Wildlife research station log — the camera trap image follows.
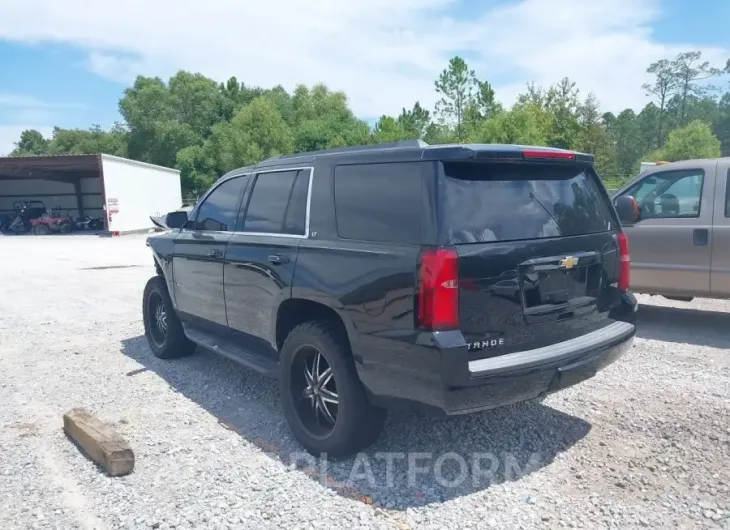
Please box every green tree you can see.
[643,59,677,147]
[372,116,408,143]
[290,84,370,152]
[712,92,730,156]
[670,51,723,125]
[606,110,644,175]
[176,143,217,194]
[545,77,581,149]
[649,120,721,161]
[574,94,618,175]
[471,104,551,146]
[119,72,225,168]
[219,77,265,120]
[167,72,227,139]
[422,123,455,145]
[397,102,431,139]
[10,129,50,156]
[434,56,477,140]
[209,96,293,172]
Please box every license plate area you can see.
[519,252,601,326]
[523,267,588,307]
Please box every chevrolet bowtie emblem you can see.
[559,256,578,269]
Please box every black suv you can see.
[143,140,637,456]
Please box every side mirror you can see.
[165,210,189,229]
[615,195,639,225]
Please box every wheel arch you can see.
[274,297,357,356]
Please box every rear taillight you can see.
[618,231,630,292]
[418,247,459,330]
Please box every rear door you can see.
[172,175,248,326]
[438,161,622,361]
[224,167,310,350]
[615,164,713,297]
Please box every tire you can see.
[142,276,195,359]
[279,321,386,457]
[33,224,50,235]
[59,222,73,234]
[611,302,637,326]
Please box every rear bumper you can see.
[442,323,634,414]
[359,318,635,416]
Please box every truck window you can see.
[439,162,614,244]
[242,169,309,235]
[334,162,423,244]
[625,169,704,219]
[191,175,248,231]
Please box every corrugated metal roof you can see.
[0,154,179,181]
[0,154,101,181]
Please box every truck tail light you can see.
[418,247,459,330]
[618,231,630,292]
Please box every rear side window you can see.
[334,162,423,244]
[242,169,310,235]
[440,162,615,244]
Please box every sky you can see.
[0,0,728,156]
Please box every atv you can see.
[31,212,74,235]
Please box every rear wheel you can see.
[279,321,386,457]
[142,276,195,359]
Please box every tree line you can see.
[11,51,730,194]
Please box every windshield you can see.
[440,162,615,244]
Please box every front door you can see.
[615,164,714,297]
[173,174,249,327]
[225,168,311,350]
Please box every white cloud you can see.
[0,93,85,110]
[0,0,727,117]
[0,125,53,156]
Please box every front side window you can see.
[191,175,248,231]
[242,169,310,235]
[624,169,704,219]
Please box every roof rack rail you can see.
[260,139,429,164]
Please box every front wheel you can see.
[142,276,195,359]
[33,224,50,235]
[279,321,386,457]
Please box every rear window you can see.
[440,162,615,244]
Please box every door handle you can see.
[693,228,709,247]
[268,254,290,265]
[207,249,223,258]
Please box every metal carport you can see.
[0,154,107,229]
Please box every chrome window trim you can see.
[233,166,314,239]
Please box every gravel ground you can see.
[0,234,728,530]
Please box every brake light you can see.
[418,247,459,330]
[522,150,576,160]
[618,231,630,292]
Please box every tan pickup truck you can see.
[613,157,730,302]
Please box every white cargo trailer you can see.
[0,154,182,234]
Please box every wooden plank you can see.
[63,408,135,477]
